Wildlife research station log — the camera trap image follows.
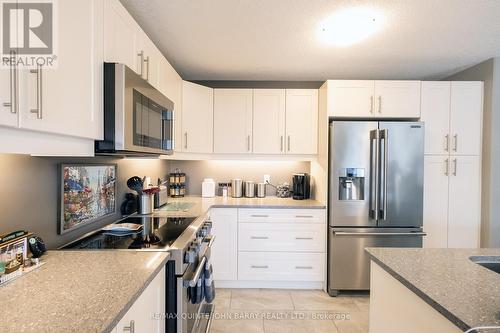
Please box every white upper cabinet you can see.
[447,155,481,248]
[421,82,451,155]
[252,89,286,154]
[373,81,421,118]
[449,82,483,156]
[327,80,375,118]
[213,89,253,154]
[103,0,140,74]
[286,89,318,154]
[421,81,483,156]
[18,0,103,140]
[325,80,420,118]
[181,81,213,153]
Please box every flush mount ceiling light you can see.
[317,7,385,47]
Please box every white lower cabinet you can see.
[114,267,165,333]
[238,252,325,282]
[211,208,238,281]
[211,208,326,288]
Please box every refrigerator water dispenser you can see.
[338,168,365,200]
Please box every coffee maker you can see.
[292,173,310,200]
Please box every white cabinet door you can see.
[421,82,451,155]
[181,81,213,153]
[450,82,483,156]
[423,155,449,248]
[114,267,165,333]
[252,89,285,154]
[18,0,103,140]
[285,89,318,154]
[0,64,18,128]
[374,81,421,118]
[103,0,140,74]
[448,156,480,248]
[326,80,375,118]
[210,208,238,281]
[213,89,253,154]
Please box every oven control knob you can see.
[184,248,197,264]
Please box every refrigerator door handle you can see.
[380,129,388,220]
[333,231,427,236]
[369,129,380,219]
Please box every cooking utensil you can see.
[127,176,143,194]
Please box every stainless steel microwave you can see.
[95,63,174,156]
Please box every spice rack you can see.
[169,169,186,197]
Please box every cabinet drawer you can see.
[238,252,325,281]
[238,223,325,252]
[238,209,325,223]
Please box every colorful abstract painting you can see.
[59,164,116,234]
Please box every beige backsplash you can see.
[169,160,311,196]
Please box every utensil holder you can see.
[139,194,154,214]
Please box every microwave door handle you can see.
[380,129,388,220]
[369,130,380,220]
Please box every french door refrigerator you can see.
[328,121,425,296]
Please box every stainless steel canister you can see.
[231,179,243,198]
[256,183,266,198]
[139,194,154,214]
[244,181,255,198]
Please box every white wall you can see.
[446,58,500,247]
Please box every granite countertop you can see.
[366,248,500,331]
[0,250,169,333]
[152,195,325,218]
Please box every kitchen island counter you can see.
[366,248,500,332]
[0,250,169,333]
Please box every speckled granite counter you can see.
[366,248,500,331]
[0,250,169,333]
[153,195,325,218]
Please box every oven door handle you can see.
[184,256,207,288]
[204,235,215,248]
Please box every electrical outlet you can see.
[263,174,271,184]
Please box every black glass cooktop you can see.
[62,216,196,250]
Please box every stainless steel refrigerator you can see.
[328,121,425,296]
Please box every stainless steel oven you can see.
[96,63,174,156]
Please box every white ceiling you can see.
[120,0,500,81]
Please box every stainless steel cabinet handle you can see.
[378,96,382,113]
[370,96,374,113]
[30,65,42,119]
[251,265,268,269]
[334,232,427,236]
[452,158,457,176]
[137,50,144,76]
[380,129,388,220]
[280,135,284,152]
[250,214,269,218]
[295,266,313,269]
[444,158,449,176]
[144,56,150,81]
[250,236,269,240]
[247,135,251,152]
[295,237,313,240]
[444,134,449,152]
[453,134,458,152]
[295,215,313,218]
[123,320,135,333]
[3,50,17,113]
[287,135,291,152]
[184,132,188,149]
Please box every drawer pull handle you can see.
[295,237,313,240]
[295,266,313,270]
[251,265,269,269]
[250,236,269,240]
[295,215,314,218]
[250,214,269,218]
